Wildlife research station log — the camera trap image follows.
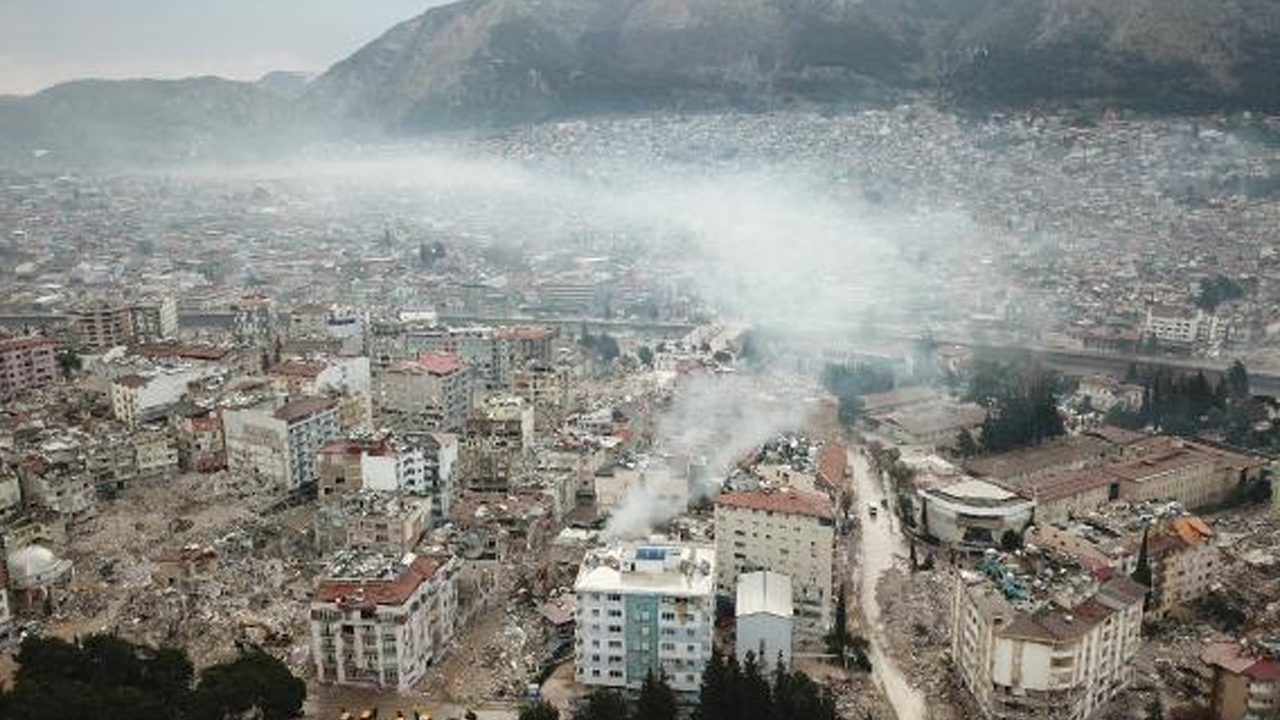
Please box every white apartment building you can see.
[378,353,470,432]
[715,489,835,640]
[951,567,1147,720]
[574,543,716,697]
[109,366,216,427]
[1144,306,1228,347]
[224,398,338,490]
[270,356,373,431]
[310,551,458,691]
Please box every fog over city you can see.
[5,2,1280,720]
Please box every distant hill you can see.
[4,0,1280,165]
[0,77,291,167]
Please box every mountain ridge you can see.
[4,0,1280,165]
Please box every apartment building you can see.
[714,488,835,640]
[1203,640,1280,720]
[460,396,534,492]
[269,356,373,431]
[109,367,213,428]
[951,563,1147,720]
[17,457,97,524]
[314,490,431,554]
[378,352,470,432]
[171,406,225,473]
[71,296,178,349]
[0,337,58,398]
[1142,515,1219,621]
[317,434,424,500]
[224,398,338,490]
[310,551,459,691]
[573,543,716,697]
[1145,306,1228,347]
[132,427,179,480]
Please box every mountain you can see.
[0,77,291,167]
[4,0,1280,166]
[305,0,1280,129]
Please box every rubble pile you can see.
[422,599,549,704]
[43,472,316,668]
[876,568,974,720]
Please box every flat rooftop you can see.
[575,542,715,598]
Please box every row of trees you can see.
[0,635,306,720]
[1109,360,1280,452]
[578,328,621,363]
[965,360,1065,453]
[820,361,895,425]
[521,653,844,720]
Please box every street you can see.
[848,447,927,720]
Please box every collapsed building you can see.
[950,550,1148,720]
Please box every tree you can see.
[572,690,629,720]
[955,429,979,458]
[519,700,561,720]
[696,652,732,720]
[56,347,81,379]
[189,647,306,720]
[637,345,655,367]
[634,670,678,720]
[825,584,855,665]
[1226,360,1250,400]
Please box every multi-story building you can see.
[17,456,97,524]
[1202,639,1280,720]
[408,432,458,520]
[310,551,458,691]
[71,296,178,349]
[714,489,835,640]
[314,490,431,554]
[223,398,338,490]
[573,542,716,697]
[269,356,373,431]
[378,353,470,432]
[1145,306,1228,348]
[132,427,179,480]
[1141,515,1219,621]
[460,396,534,492]
[317,434,424,501]
[109,366,213,428]
[951,560,1147,720]
[85,435,139,492]
[1106,437,1264,510]
[171,406,225,473]
[0,337,59,398]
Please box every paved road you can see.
[848,447,927,720]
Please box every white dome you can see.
[6,545,71,589]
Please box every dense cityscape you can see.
[4,3,1280,720]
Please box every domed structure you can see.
[6,544,72,591]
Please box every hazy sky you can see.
[0,0,455,96]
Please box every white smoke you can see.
[602,373,812,539]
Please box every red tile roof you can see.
[816,444,848,492]
[270,360,326,378]
[718,488,835,521]
[136,344,229,361]
[406,352,465,376]
[314,555,444,608]
[114,374,150,389]
[273,397,336,422]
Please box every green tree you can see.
[696,652,732,720]
[1226,360,1250,400]
[189,647,305,720]
[519,700,561,720]
[572,690,630,720]
[56,347,81,378]
[634,670,678,720]
[955,429,979,457]
[638,345,655,367]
